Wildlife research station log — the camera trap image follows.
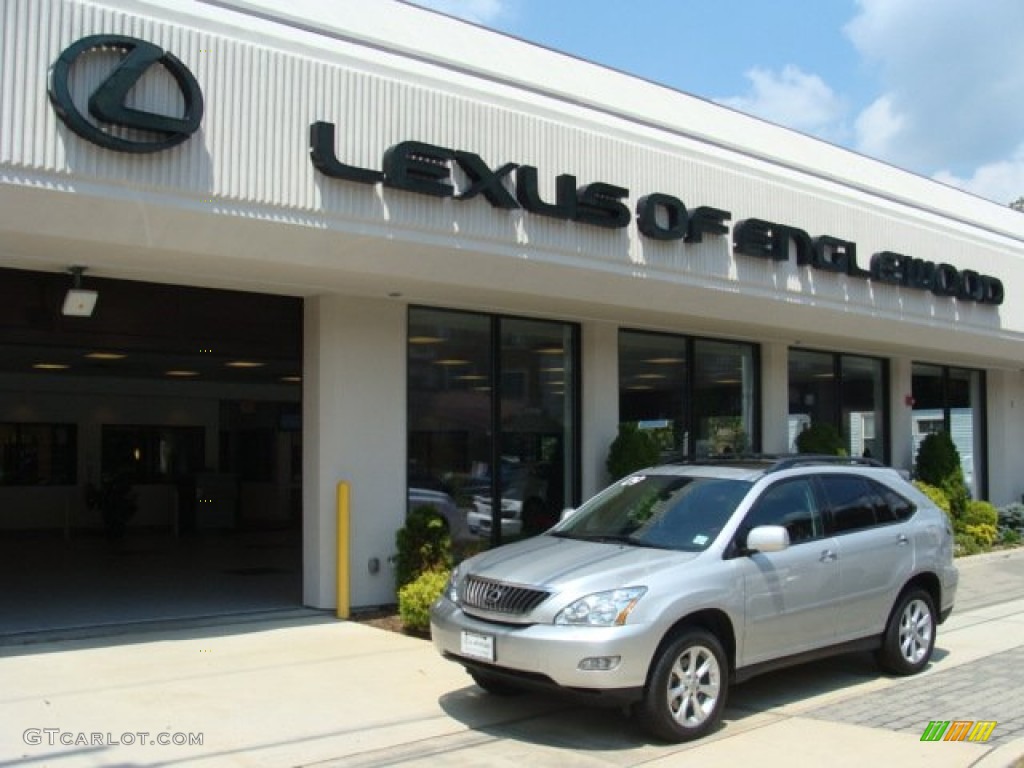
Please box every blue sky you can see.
[404,0,1024,206]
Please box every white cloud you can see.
[845,0,1024,197]
[718,65,848,141]
[933,143,1024,206]
[404,0,510,25]
[854,95,904,160]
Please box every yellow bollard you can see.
[336,482,350,619]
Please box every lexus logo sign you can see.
[48,34,203,153]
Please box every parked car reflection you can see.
[407,487,470,541]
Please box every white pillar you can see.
[986,369,1024,506]
[581,321,620,500]
[889,357,914,473]
[760,342,790,453]
[303,296,406,610]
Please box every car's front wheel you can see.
[876,588,936,675]
[638,628,729,742]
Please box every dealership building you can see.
[1,0,1023,621]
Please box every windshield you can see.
[554,474,751,552]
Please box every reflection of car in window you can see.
[461,458,561,539]
[407,487,469,541]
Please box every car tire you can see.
[876,588,936,676]
[469,669,524,696]
[638,628,729,742]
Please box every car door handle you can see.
[819,549,838,562]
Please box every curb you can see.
[973,737,1024,768]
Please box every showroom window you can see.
[912,364,986,498]
[618,330,759,459]
[408,308,579,547]
[788,350,888,461]
[0,423,77,485]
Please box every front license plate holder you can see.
[460,630,495,662]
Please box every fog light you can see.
[578,656,621,671]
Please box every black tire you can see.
[469,669,524,696]
[876,588,936,676]
[638,628,729,742]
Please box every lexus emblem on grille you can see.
[48,34,204,153]
[483,587,504,607]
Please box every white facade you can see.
[2,0,1024,610]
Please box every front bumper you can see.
[430,597,655,696]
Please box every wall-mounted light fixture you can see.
[61,266,98,317]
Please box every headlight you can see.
[554,587,647,627]
[444,565,460,603]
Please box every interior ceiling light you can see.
[434,358,470,366]
[409,335,445,344]
[645,357,685,365]
[535,346,564,355]
[84,352,126,360]
[61,265,98,317]
[33,362,70,370]
[226,360,265,368]
[281,375,302,383]
[165,370,199,377]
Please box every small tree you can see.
[394,506,452,591]
[794,422,845,455]
[606,423,661,482]
[915,431,960,486]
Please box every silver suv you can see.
[430,457,958,742]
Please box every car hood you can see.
[462,533,700,591]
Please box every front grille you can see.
[460,575,550,616]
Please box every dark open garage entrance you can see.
[0,267,305,641]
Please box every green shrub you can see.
[964,499,998,528]
[607,423,661,482]
[794,422,845,455]
[962,500,998,547]
[398,568,449,635]
[915,432,960,487]
[395,506,452,591]
[998,502,1024,533]
[954,532,984,557]
[914,481,951,515]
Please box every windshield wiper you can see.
[552,530,682,551]
[564,532,638,545]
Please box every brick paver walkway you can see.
[808,644,1024,746]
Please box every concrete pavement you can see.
[2,548,1024,768]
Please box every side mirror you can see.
[746,525,790,554]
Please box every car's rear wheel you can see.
[876,588,936,675]
[638,628,728,742]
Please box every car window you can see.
[872,480,916,523]
[819,474,878,534]
[555,474,751,552]
[740,478,821,544]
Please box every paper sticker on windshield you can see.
[693,535,709,546]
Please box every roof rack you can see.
[765,455,884,472]
[666,453,885,473]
